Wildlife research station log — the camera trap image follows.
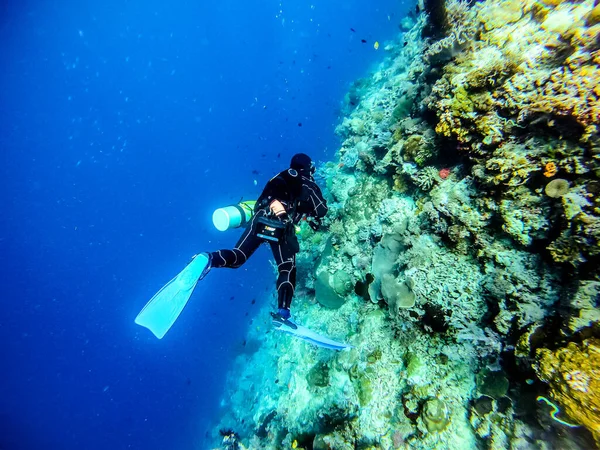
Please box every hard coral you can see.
[422,398,451,432]
[534,339,600,446]
[544,178,570,198]
[543,161,557,177]
[529,63,600,130]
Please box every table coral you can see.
[534,339,600,446]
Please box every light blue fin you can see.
[135,254,209,339]
[273,319,352,351]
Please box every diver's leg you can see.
[209,211,264,269]
[270,239,297,317]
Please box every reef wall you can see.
[213,1,600,449]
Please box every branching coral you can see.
[413,166,441,190]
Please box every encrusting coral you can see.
[534,339,600,446]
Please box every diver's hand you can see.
[307,217,321,231]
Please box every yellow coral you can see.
[586,4,600,26]
[534,339,600,446]
[543,161,557,177]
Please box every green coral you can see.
[405,352,424,379]
[422,398,451,432]
[357,368,376,406]
[367,348,382,364]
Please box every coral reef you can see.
[534,339,600,445]
[424,0,600,268]
[210,1,600,449]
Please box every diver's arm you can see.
[304,178,328,219]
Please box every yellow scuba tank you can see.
[212,201,256,231]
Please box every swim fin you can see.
[271,315,352,351]
[135,253,210,339]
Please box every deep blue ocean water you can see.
[0,1,409,448]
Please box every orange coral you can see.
[544,161,557,177]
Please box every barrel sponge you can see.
[315,271,346,309]
[545,178,570,198]
[381,274,416,313]
[332,270,354,297]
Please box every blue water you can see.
[0,1,408,448]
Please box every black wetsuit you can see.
[208,168,328,310]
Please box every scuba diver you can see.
[198,153,328,322]
[136,153,354,351]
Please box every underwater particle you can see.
[422,398,450,432]
[545,178,570,198]
[543,161,557,177]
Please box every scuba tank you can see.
[212,201,256,231]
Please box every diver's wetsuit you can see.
[208,168,328,311]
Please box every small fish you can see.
[251,299,256,304]
[374,41,379,50]
[361,39,367,43]
[350,27,356,32]
[230,296,234,300]
[252,169,259,175]
[277,153,281,158]
[298,122,302,127]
